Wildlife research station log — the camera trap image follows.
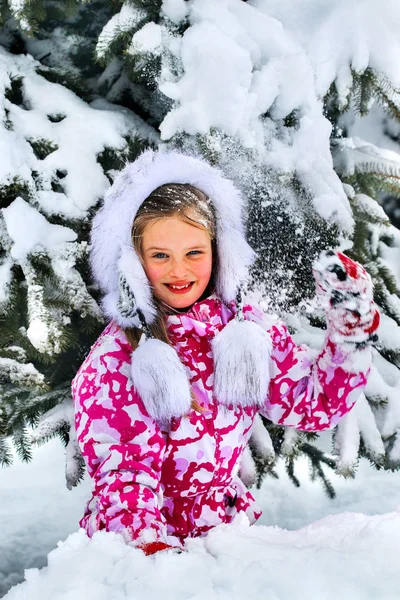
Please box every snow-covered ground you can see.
[0,441,89,597]
[1,436,400,599]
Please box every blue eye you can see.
[153,252,168,259]
[187,250,202,256]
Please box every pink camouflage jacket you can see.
[72,295,370,548]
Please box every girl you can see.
[72,150,379,555]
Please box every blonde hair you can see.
[124,183,217,412]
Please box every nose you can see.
[169,258,189,280]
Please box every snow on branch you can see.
[250,413,275,462]
[0,46,155,220]
[156,0,354,232]
[96,2,148,61]
[333,136,400,194]
[334,393,385,475]
[31,398,73,445]
[254,0,400,104]
[7,0,31,32]
[0,357,45,388]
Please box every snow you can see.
[333,136,400,185]
[0,47,155,220]
[96,3,147,60]
[0,259,12,304]
[158,0,354,232]
[2,198,76,262]
[380,236,400,290]
[0,442,88,597]
[160,20,256,139]
[161,0,188,24]
[376,313,400,353]
[2,439,400,599]
[130,22,163,55]
[3,513,400,600]
[1,0,400,597]
[253,0,400,100]
[156,0,400,233]
[0,358,45,387]
[8,0,30,32]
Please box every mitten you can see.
[139,541,175,556]
[138,541,182,556]
[313,251,380,347]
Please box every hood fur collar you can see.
[90,149,255,328]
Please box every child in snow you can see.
[72,150,380,555]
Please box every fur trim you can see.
[130,338,192,424]
[90,150,255,327]
[212,320,272,408]
[118,244,156,324]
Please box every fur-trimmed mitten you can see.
[313,251,380,347]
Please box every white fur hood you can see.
[89,149,255,328]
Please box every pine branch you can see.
[352,69,376,117]
[285,457,301,488]
[373,73,400,121]
[301,442,337,498]
[0,176,32,209]
[65,430,86,489]
[352,68,400,119]
[125,0,162,19]
[12,425,33,462]
[27,138,58,160]
[4,74,24,105]
[354,165,400,199]
[0,435,13,466]
[95,4,149,65]
[35,66,91,102]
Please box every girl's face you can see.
[142,214,213,309]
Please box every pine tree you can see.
[327,70,400,470]
[0,38,155,485]
[1,0,400,496]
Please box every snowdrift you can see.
[5,511,400,600]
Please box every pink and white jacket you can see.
[72,295,370,548]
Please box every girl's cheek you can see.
[144,262,165,286]
[196,256,213,282]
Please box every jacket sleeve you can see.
[72,335,170,547]
[244,306,372,431]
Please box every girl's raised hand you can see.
[313,251,380,347]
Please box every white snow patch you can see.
[0,47,156,220]
[96,3,147,60]
[4,510,400,600]
[2,439,400,598]
[157,0,355,231]
[2,198,76,262]
[130,22,162,55]
[161,0,188,23]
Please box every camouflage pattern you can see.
[72,296,370,547]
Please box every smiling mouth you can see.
[165,282,195,293]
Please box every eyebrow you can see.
[146,245,209,252]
